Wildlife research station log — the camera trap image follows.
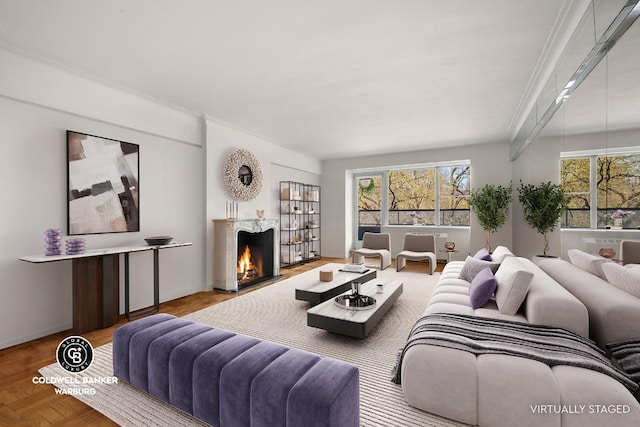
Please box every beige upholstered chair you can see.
[620,240,640,267]
[352,232,391,270]
[396,233,437,274]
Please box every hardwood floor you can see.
[0,257,437,425]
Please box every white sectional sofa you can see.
[425,255,588,337]
[538,249,640,349]
[399,248,640,427]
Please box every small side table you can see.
[438,250,459,263]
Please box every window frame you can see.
[353,160,471,240]
[560,147,640,230]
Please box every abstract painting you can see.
[67,131,139,235]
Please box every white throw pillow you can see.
[567,249,608,280]
[601,262,640,299]
[495,257,534,315]
[491,246,515,263]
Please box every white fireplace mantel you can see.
[212,218,280,291]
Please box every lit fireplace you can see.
[236,229,274,289]
[213,218,279,292]
[237,245,263,285]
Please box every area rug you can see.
[40,265,467,427]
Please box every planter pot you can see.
[531,255,558,266]
[611,217,623,229]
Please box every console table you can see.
[20,242,192,333]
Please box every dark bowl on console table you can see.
[145,236,174,246]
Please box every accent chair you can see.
[396,233,437,274]
[352,232,391,270]
[621,240,640,268]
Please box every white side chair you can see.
[396,233,437,274]
[352,232,391,270]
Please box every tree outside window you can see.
[388,169,436,225]
[387,166,470,226]
[561,157,590,228]
[357,176,382,227]
[439,166,471,226]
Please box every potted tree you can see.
[468,183,512,252]
[517,181,568,257]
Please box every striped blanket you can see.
[391,313,637,392]
[607,339,640,385]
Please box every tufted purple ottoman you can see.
[113,314,360,427]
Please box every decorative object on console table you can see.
[44,228,63,256]
[444,241,455,251]
[144,236,173,246]
[67,131,139,235]
[65,237,86,255]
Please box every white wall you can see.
[0,48,205,349]
[0,48,200,144]
[321,142,512,258]
[204,119,321,287]
[271,163,321,199]
[511,129,564,259]
[0,47,323,348]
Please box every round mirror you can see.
[238,165,253,186]
[224,149,262,201]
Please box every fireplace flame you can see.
[238,245,253,275]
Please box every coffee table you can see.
[294,263,377,305]
[307,278,403,339]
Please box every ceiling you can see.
[0,0,572,159]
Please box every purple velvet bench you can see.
[113,313,360,427]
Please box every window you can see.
[357,176,382,238]
[561,157,591,228]
[355,162,470,236]
[439,166,471,226]
[561,150,640,229]
[388,169,436,225]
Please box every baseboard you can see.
[0,324,73,351]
